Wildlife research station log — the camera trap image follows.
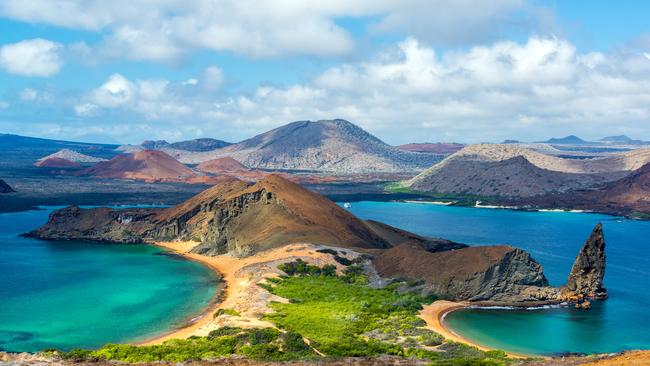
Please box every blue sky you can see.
[0,0,649,144]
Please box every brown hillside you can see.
[171,174,394,256]
[197,157,249,173]
[519,162,650,215]
[83,150,195,182]
[35,157,81,168]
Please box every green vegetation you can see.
[214,308,240,318]
[384,182,499,207]
[263,260,509,365]
[57,260,510,365]
[61,327,315,363]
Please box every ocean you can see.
[0,207,219,353]
[346,201,650,356]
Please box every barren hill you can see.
[164,119,444,173]
[36,149,106,165]
[405,144,650,197]
[35,157,82,168]
[83,150,195,182]
[29,175,396,256]
[197,157,249,174]
[407,155,613,197]
[518,162,650,216]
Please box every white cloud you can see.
[79,36,650,143]
[0,1,542,63]
[89,73,135,107]
[0,38,63,77]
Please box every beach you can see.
[419,301,530,359]
[141,242,352,345]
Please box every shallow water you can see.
[0,207,219,353]
[346,201,650,356]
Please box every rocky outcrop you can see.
[374,242,557,302]
[565,223,607,299]
[26,205,160,243]
[0,179,14,193]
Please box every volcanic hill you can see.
[404,144,650,197]
[164,119,444,173]
[36,149,106,166]
[82,150,195,183]
[516,162,650,216]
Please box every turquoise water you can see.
[346,201,650,356]
[0,208,219,353]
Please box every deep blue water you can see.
[346,201,650,356]
[0,207,218,353]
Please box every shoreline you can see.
[419,301,536,359]
[137,241,228,345]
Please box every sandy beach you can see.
[140,242,351,345]
[419,301,531,359]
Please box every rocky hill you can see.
[396,142,464,154]
[28,175,606,304]
[163,120,444,173]
[407,155,614,197]
[35,157,82,168]
[404,144,650,197]
[197,157,249,174]
[36,149,106,165]
[27,175,396,256]
[516,162,650,216]
[82,150,196,183]
[374,243,554,301]
[0,179,14,193]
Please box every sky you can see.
[0,0,649,145]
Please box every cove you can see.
[0,207,219,353]
[345,201,650,356]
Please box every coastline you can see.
[137,241,227,345]
[419,301,535,359]
[138,242,347,346]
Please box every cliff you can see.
[374,242,557,302]
[565,223,607,299]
